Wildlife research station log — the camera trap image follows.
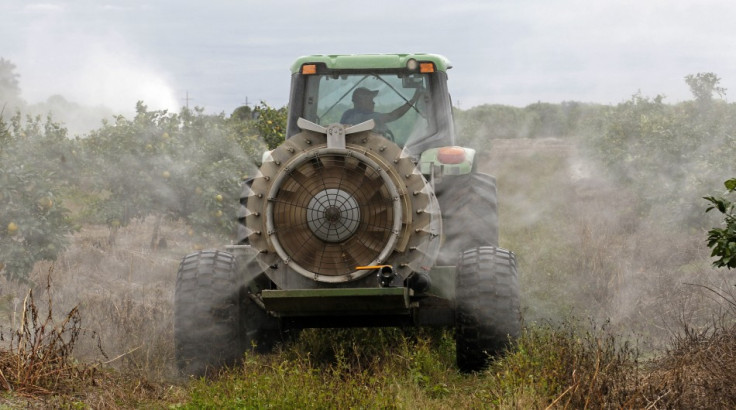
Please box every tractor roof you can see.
[290,53,452,74]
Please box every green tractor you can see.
[174,54,520,375]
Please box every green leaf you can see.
[725,178,736,192]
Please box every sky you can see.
[2,0,736,117]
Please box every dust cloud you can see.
[461,111,736,350]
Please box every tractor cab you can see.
[286,54,456,157]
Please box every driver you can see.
[340,87,421,133]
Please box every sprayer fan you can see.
[269,149,399,278]
[246,128,441,286]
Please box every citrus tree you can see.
[0,114,74,281]
[251,102,287,150]
[584,73,736,225]
[80,102,271,244]
[170,105,266,241]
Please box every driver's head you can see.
[352,87,378,111]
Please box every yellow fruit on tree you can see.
[216,210,223,217]
[215,194,223,202]
[38,197,53,210]
[7,222,18,235]
[162,170,171,179]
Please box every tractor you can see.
[174,54,520,375]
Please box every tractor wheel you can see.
[455,246,520,373]
[174,250,245,376]
[435,172,498,266]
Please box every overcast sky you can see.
[2,0,736,116]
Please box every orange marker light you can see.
[301,64,317,75]
[419,62,435,73]
[355,265,392,270]
[437,146,466,164]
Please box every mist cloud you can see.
[14,4,178,115]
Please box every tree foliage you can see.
[583,73,736,225]
[0,58,22,106]
[704,178,736,269]
[79,102,270,243]
[0,86,285,280]
[0,114,75,281]
[685,72,727,103]
[251,102,287,150]
[454,101,604,152]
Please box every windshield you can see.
[301,73,436,147]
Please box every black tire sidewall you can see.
[435,172,499,266]
[455,246,520,373]
[174,250,244,376]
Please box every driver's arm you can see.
[378,89,422,123]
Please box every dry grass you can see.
[0,218,221,381]
[46,219,220,380]
[629,325,736,408]
[0,269,95,397]
[0,220,205,406]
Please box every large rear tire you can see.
[455,246,520,373]
[174,250,245,376]
[435,172,498,265]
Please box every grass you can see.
[178,324,630,409]
[1,281,735,407]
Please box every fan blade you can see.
[344,237,382,261]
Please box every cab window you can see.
[301,73,436,147]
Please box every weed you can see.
[630,323,736,408]
[0,268,96,396]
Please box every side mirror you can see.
[402,75,424,89]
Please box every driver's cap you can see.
[352,87,378,101]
